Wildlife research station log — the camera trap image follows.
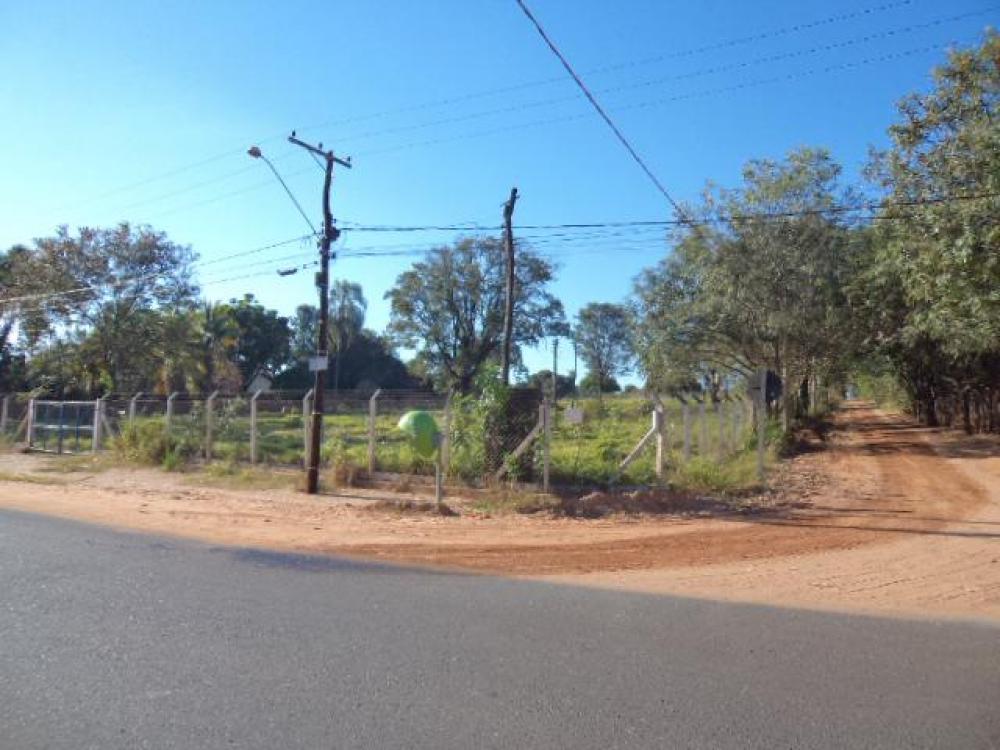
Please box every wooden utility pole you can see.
[288,132,352,494]
[500,187,519,385]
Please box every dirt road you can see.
[1,403,997,621]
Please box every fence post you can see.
[717,401,726,459]
[699,399,708,455]
[654,406,665,480]
[302,389,314,463]
[367,388,381,475]
[92,398,102,453]
[757,368,767,482]
[165,392,178,436]
[250,390,263,465]
[26,398,35,448]
[0,394,9,434]
[441,391,452,476]
[682,403,691,461]
[542,400,551,492]
[733,401,742,452]
[129,392,142,425]
[205,390,219,461]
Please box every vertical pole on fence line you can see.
[0,395,9,434]
[302,389,314,463]
[26,399,35,448]
[757,368,767,482]
[205,391,219,461]
[716,401,725,459]
[733,401,741,451]
[683,403,691,461]
[654,406,665,480]
[57,401,65,455]
[542,400,551,492]
[91,398,101,453]
[165,392,178,436]
[129,392,142,425]
[250,390,262,465]
[367,388,381,475]
[441,391,452,476]
[699,399,707,455]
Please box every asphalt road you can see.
[2,509,998,749]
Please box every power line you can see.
[513,0,693,222]
[340,191,1000,233]
[56,0,920,216]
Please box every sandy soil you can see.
[1,403,997,622]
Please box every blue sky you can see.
[1,0,995,380]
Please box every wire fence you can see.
[1,388,767,491]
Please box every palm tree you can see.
[195,301,239,393]
[329,281,366,391]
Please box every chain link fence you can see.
[1,387,766,490]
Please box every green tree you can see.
[12,223,198,392]
[385,237,565,392]
[633,147,858,423]
[574,303,633,395]
[857,31,999,427]
[329,280,367,391]
[225,294,291,383]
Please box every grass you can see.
[84,393,776,495]
[0,469,70,486]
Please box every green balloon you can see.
[397,410,440,458]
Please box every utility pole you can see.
[500,187,519,385]
[287,132,352,494]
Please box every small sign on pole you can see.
[309,356,329,372]
[564,407,584,425]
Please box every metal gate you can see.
[28,400,101,454]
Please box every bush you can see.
[113,418,200,467]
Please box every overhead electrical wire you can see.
[53,0,925,214]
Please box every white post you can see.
[682,403,691,461]
[717,401,725,460]
[129,392,142,425]
[367,388,381,475]
[302,389,314,463]
[699,399,708,456]
[0,395,9,434]
[757,369,767,482]
[26,398,35,448]
[653,406,665,480]
[165,392,178,435]
[441,391,453,476]
[205,390,219,461]
[91,398,102,453]
[542,400,551,492]
[250,390,263,465]
[733,401,742,451]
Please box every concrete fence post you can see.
[165,392,179,436]
[682,403,691,461]
[367,388,381,475]
[653,406,665,480]
[26,399,35,448]
[733,401,742,452]
[129,392,142,425]
[302,389,314,463]
[699,399,708,456]
[542,400,551,492]
[441,391,453,476]
[205,390,219,461]
[716,401,725,460]
[0,394,9,434]
[757,368,767,482]
[91,398,102,453]
[250,390,263,465]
